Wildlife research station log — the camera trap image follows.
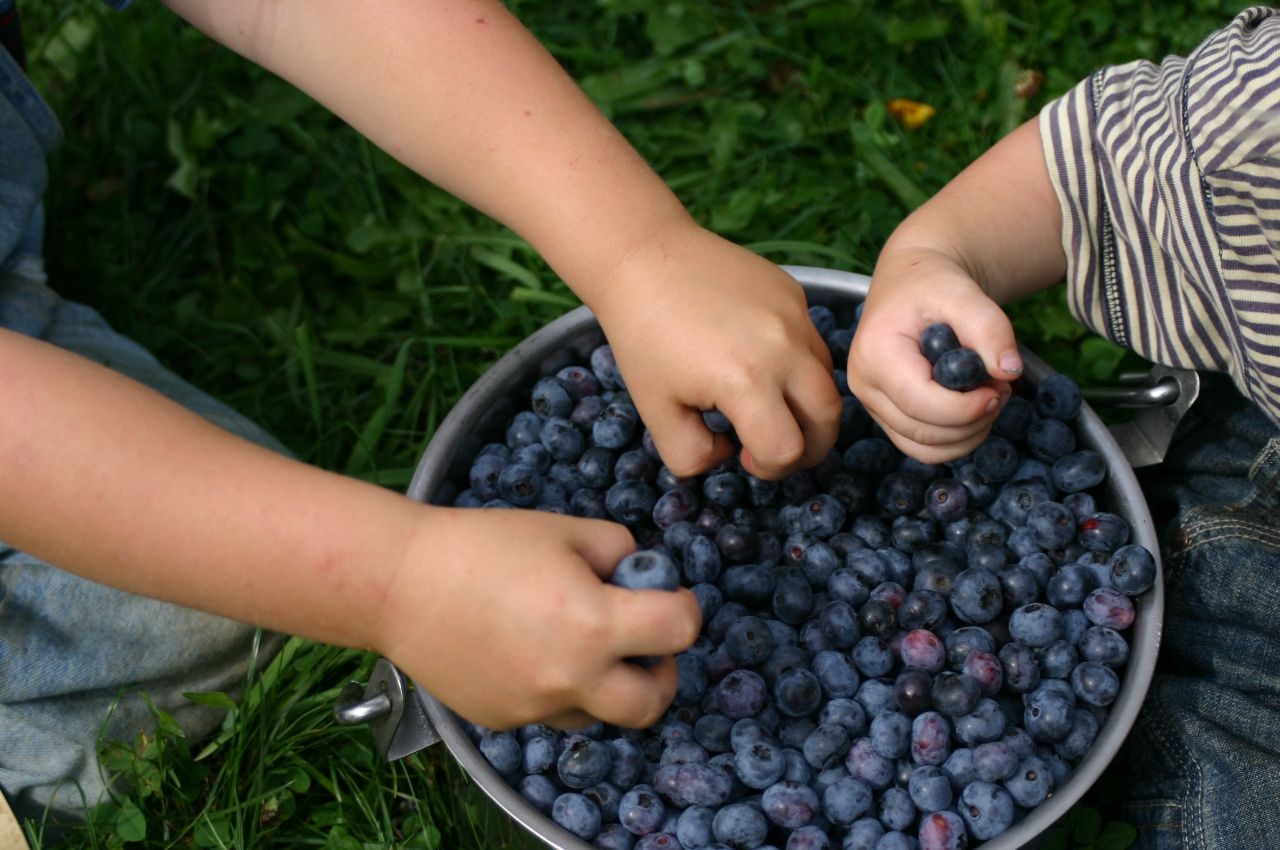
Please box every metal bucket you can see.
[377,266,1165,849]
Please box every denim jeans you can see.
[1112,373,1280,849]
[0,45,287,823]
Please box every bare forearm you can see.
[163,0,691,306]
[0,329,416,651]
[879,117,1066,304]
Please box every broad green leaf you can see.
[115,800,147,843]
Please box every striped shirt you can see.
[1040,6,1280,424]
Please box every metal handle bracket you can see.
[333,657,441,760]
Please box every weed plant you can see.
[18,1,1241,847]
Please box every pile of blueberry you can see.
[453,307,1155,850]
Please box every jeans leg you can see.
[1115,375,1280,850]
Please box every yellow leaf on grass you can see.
[887,98,937,130]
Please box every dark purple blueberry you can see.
[682,535,722,585]
[894,669,935,717]
[801,542,842,588]
[818,600,861,649]
[467,451,506,500]
[571,395,607,431]
[759,779,820,829]
[1035,372,1083,421]
[614,448,657,482]
[826,327,855,364]
[1109,543,1157,596]
[604,479,658,525]
[919,322,961,365]
[957,780,1015,841]
[809,304,839,337]
[962,650,1004,696]
[1026,500,1076,550]
[992,394,1035,440]
[954,463,996,508]
[828,568,873,609]
[849,548,893,588]
[515,442,553,474]
[933,347,990,392]
[1078,625,1130,668]
[725,615,776,666]
[554,364,600,401]
[584,781,623,823]
[999,565,1041,609]
[552,792,602,840]
[930,672,982,719]
[771,574,816,626]
[851,514,892,548]
[997,642,1041,695]
[715,523,759,563]
[703,471,746,508]
[720,563,775,608]
[578,446,616,489]
[859,599,898,640]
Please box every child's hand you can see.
[377,507,702,731]
[589,222,843,481]
[846,246,1023,463]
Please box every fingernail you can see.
[998,351,1023,376]
[985,395,1002,414]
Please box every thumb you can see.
[949,297,1023,382]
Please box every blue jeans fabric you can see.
[1114,373,1280,850]
[0,45,288,823]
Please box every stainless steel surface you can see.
[390,265,1164,850]
[333,657,440,759]
[1084,365,1201,468]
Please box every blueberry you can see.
[897,590,948,632]
[712,802,769,850]
[479,730,522,775]
[973,436,1020,482]
[606,479,658,525]
[1023,686,1075,743]
[801,722,852,770]
[930,672,982,718]
[519,774,559,813]
[1026,500,1077,550]
[910,711,952,766]
[957,780,1015,841]
[676,805,716,850]
[899,628,946,673]
[1046,563,1096,608]
[717,669,769,720]
[593,823,635,849]
[551,792,602,840]
[908,765,954,813]
[702,408,734,434]
[933,347,990,392]
[531,376,575,419]
[1054,708,1101,761]
[1051,449,1106,493]
[1004,755,1054,808]
[787,824,832,850]
[894,669,935,717]
[652,487,699,530]
[952,698,1007,748]
[611,549,680,591]
[1071,661,1121,707]
[775,667,825,718]
[1082,587,1137,630]
[917,810,968,850]
[1026,416,1076,462]
[876,786,918,832]
[506,410,545,449]
[972,740,1019,782]
[724,615,776,667]
[558,737,614,789]
[919,323,961,365]
[869,711,913,760]
[590,344,625,390]
[1008,603,1065,648]
[1076,511,1131,551]
[813,649,861,699]
[616,784,665,836]
[1108,543,1157,596]
[845,736,895,789]
[594,401,640,449]
[852,636,895,678]
[949,568,1004,625]
[962,649,1004,696]
[522,733,558,775]
[1036,640,1079,680]
[819,697,868,735]
[1035,373,1083,421]
[843,818,886,850]
[1078,625,1131,668]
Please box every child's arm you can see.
[846,117,1065,462]
[0,328,699,731]
[163,0,842,480]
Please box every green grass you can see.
[17,1,1243,847]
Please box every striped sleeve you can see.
[1039,6,1280,424]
